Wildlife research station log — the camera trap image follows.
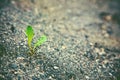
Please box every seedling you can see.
[25,25,47,55]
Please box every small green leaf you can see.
[26,26,34,48]
[34,35,47,50]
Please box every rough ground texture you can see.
[0,0,120,80]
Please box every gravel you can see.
[0,0,120,80]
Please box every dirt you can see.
[0,0,120,80]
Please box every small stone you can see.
[104,15,112,21]
[14,71,18,75]
[94,48,99,53]
[101,25,107,30]
[89,42,93,46]
[20,43,24,46]
[53,66,59,69]
[17,57,25,61]
[16,45,20,48]
[17,69,24,75]
[104,33,109,38]
[99,48,106,55]
[35,66,40,71]
[62,46,66,49]
[98,69,101,73]
[96,59,100,62]
[9,63,18,69]
[23,45,27,48]
[102,30,109,38]
[48,76,53,79]
[109,73,112,76]
[2,40,5,43]
[94,48,106,55]
[85,76,89,79]
[102,64,106,68]
[102,59,109,64]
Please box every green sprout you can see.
[25,25,47,55]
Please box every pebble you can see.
[102,30,109,38]
[89,42,94,46]
[94,48,106,55]
[101,24,107,30]
[104,15,112,21]
[17,57,25,62]
[104,32,109,38]
[62,45,66,49]
[99,48,106,55]
[96,59,100,62]
[23,45,27,48]
[102,59,109,64]
[17,69,24,75]
[9,63,18,69]
[48,76,53,79]
[102,64,106,68]
[109,73,112,76]
[94,48,99,53]
[34,66,40,71]
[2,40,5,43]
[98,69,101,73]
[85,75,90,79]
[20,43,24,46]
[53,66,59,69]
